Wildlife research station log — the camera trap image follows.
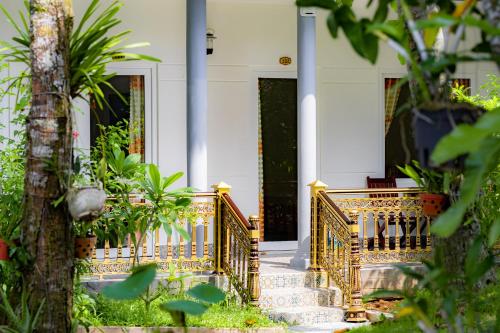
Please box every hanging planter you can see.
[419,193,449,217]
[75,235,97,259]
[67,186,107,221]
[412,103,483,169]
[0,239,9,261]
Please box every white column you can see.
[187,0,208,192]
[187,0,208,258]
[292,8,317,269]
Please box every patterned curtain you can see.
[129,75,145,160]
[385,78,402,136]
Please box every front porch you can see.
[83,181,430,328]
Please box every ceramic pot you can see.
[420,193,448,217]
[413,104,482,169]
[0,239,9,261]
[75,235,97,259]
[67,186,107,221]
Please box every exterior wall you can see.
[0,0,498,218]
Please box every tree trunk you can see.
[22,1,74,332]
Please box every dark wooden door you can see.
[259,78,297,241]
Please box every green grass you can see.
[349,317,420,333]
[87,294,283,329]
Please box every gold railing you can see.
[310,181,433,323]
[215,188,260,305]
[327,187,432,264]
[87,182,260,305]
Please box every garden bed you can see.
[78,327,285,333]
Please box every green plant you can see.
[429,106,500,237]
[366,237,497,333]
[0,0,160,108]
[72,283,99,333]
[0,284,45,333]
[101,263,227,332]
[297,0,499,105]
[452,75,500,112]
[397,160,450,194]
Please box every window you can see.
[384,77,471,177]
[90,75,145,160]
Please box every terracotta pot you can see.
[420,193,448,217]
[0,239,9,261]
[75,235,97,259]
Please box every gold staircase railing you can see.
[87,182,260,305]
[309,181,432,323]
[214,183,260,305]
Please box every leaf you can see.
[432,137,500,237]
[488,218,500,247]
[186,284,225,304]
[431,110,500,164]
[174,223,191,242]
[160,300,208,316]
[101,263,156,300]
[465,238,494,286]
[327,12,339,38]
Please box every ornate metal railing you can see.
[215,187,260,305]
[310,181,432,322]
[89,192,217,278]
[327,187,432,264]
[87,182,260,305]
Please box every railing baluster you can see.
[374,211,379,251]
[416,210,421,249]
[362,213,368,251]
[191,220,197,260]
[154,229,160,260]
[167,234,172,259]
[203,216,209,258]
[384,211,389,251]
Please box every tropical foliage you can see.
[0,0,159,107]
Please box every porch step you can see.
[266,306,345,326]
[259,270,327,289]
[259,287,343,309]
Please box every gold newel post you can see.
[248,215,261,306]
[308,180,328,271]
[212,182,232,275]
[346,210,367,322]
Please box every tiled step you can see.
[266,306,345,326]
[260,287,343,309]
[259,270,327,289]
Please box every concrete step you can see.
[266,306,345,326]
[259,287,343,309]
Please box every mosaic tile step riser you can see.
[259,272,328,289]
[267,308,345,326]
[259,288,343,309]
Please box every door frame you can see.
[251,67,298,251]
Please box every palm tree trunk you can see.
[22,1,74,332]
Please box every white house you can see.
[0,0,497,262]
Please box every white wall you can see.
[0,0,498,218]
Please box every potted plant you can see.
[74,221,97,259]
[398,161,451,217]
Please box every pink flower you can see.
[72,130,80,139]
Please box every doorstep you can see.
[78,327,286,333]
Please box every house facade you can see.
[0,0,497,262]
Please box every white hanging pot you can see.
[67,186,107,221]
